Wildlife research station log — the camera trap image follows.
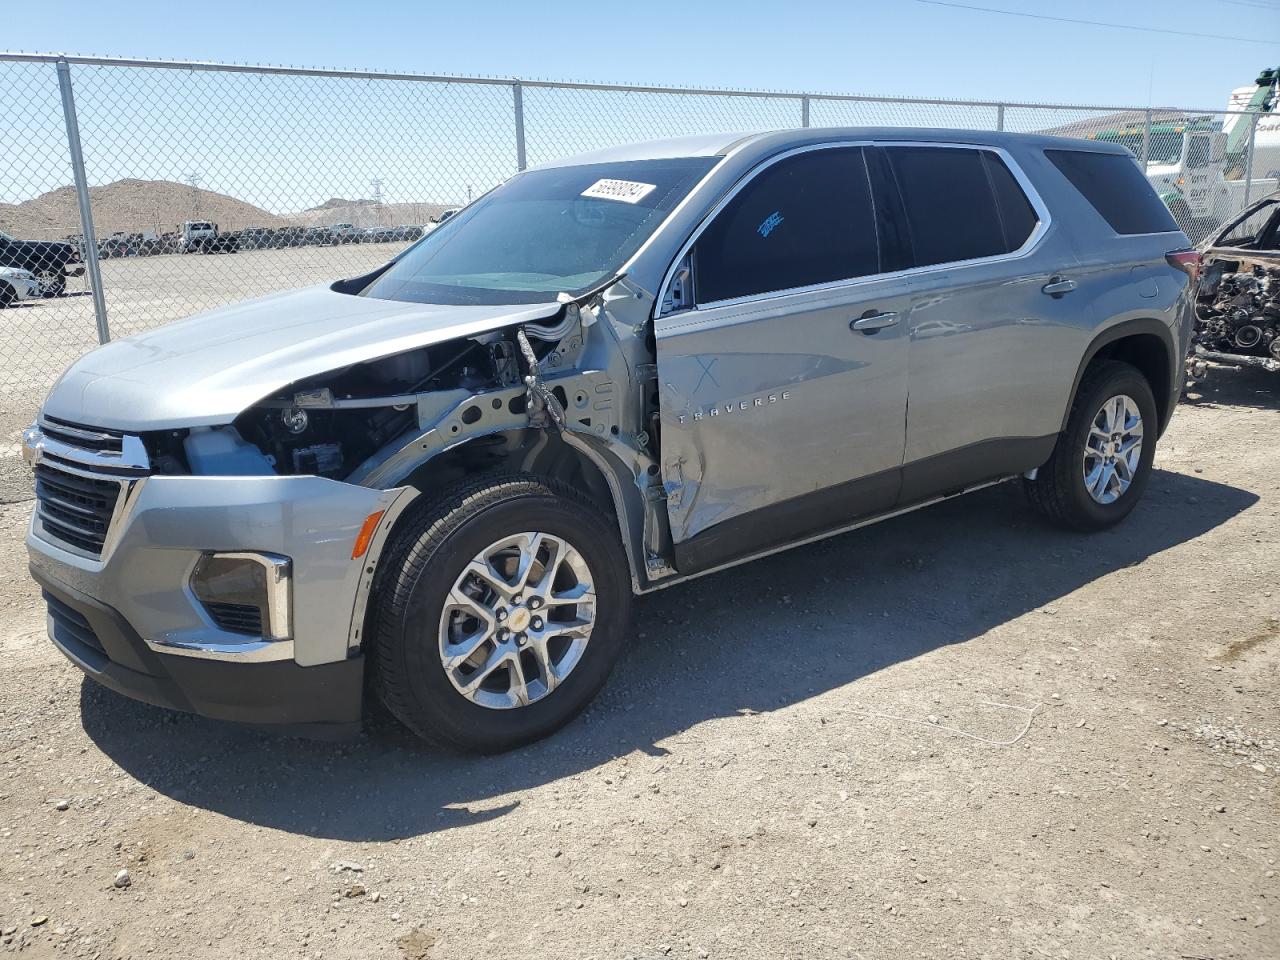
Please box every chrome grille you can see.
[38,416,124,454]
[34,463,121,557]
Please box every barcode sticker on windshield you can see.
[581,178,657,204]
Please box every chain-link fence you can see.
[1,53,1276,439]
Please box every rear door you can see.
[879,144,1085,502]
[655,144,911,573]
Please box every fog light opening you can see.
[190,552,292,641]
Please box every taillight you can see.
[1166,249,1201,286]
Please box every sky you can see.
[4,0,1278,217]
[26,0,1280,108]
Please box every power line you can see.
[916,0,1279,45]
[1202,0,1280,10]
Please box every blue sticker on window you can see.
[757,211,784,238]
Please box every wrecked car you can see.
[24,129,1196,751]
[1192,191,1280,374]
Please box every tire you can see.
[0,283,12,309]
[371,473,632,752]
[1024,359,1158,531]
[34,268,64,298]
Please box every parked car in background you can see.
[178,220,219,254]
[0,229,83,296]
[434,207,460,224]
[327,223,361,245]
[98,235,138,259]
[0,266,40,308]
[361,226,399,244]
[272,227,306,249]
[237,227,275,251]
[1192,190,1280,372]
[23,128,1195,751]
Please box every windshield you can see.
[1217,198,1280,248]
[362,156,719,305]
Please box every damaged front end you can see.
[1192,257,1280,375]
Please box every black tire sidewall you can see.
[381,489,630,751]
[1061,366,1158,527]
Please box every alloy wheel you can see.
[438,532,596,710]
[1082,394,1143,505]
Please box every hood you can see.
[42,284,560,431]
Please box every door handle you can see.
[1041,277,1077,297]
[851,310,899,333]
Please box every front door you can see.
[654,145,910,574]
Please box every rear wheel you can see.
[1024,359,1158,530]
[372,474,631,752]
[0,283,13,308]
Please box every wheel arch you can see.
[1061,319,1178,436]
[365,428,649,602]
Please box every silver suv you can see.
[25,129,1198,751]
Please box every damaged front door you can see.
[654,144,910,574]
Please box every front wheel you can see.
[34,268,64,297]
[1024,359,1158,531]
[372,474,632,752]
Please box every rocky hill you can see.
[1,180,283,240]
[0,181,458,241]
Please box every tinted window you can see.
[1187,136,1211,168]
[983,152,1039,250]
[885,147,1028,267]
[694,147,879,303]
[1046,149,1179,235]
[364,156,717,306]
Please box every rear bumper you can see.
[34,564,364,735]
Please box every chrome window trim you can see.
[654,140,1053,320]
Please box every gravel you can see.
[0,366,1275,958]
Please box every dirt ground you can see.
[0,367,1276,960]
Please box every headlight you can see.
[190,551,292,640]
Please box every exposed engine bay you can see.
[137,294,649,498]
[1194,257,1280,373]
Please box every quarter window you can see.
[884,146,1038,268]
[1046,149,1179,235]
[694,147,880,304]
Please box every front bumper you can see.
[26,435,411,731]
[35,565,364,734]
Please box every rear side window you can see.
[884,147,1038,268]
[694,147,879,303]
[1046,149,1179,235]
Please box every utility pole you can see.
[187,172,202,218]
[371,177,384,225]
